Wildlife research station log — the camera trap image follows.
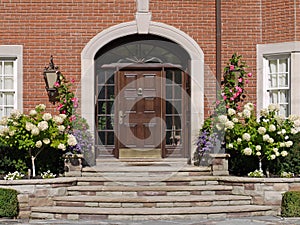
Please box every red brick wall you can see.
[0,0,298,116]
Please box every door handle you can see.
[119,110,126,124]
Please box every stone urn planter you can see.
[63,153,83,176]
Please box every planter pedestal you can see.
[209,153,230,176]
[63,154,83,177]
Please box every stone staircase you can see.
[31,158,273,220]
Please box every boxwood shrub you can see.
[0,188,19,218]
[281,191,300,217]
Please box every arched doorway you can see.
[81,21,204,162]
[95,34,191,159]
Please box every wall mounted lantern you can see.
[43,55,60,104]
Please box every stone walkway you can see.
[1,216,300,225]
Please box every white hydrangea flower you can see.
[294,119,300,127]
[281,151,288,157]
[263,134,270,142]
[273,148,278,153]
[260,108,269,117]
[58,143,66,151]
[228,108,236,116]
[269,124,276,132]
[268,138,274,144]
[232,117,239,123]
[43,138,50,145]
[42,113,52,121]
[29,110,37,116]
[59,114,67,120]
[268,104,280,112]
[0,116,8,126]
[31,127,40,136]
[280,142,285,147]
[270,154,276,160]
[36,104,46,111]
[228,143,233,149]
[9,130,15,136]
[237,138,242,144]
[291,128,298,134]
[53,116,64,125]
[10,109,22,119]
[275,152,280,157]
[242,109,251,119]
[244,102,254,111]
[243,147,252,156]
[242,133,251,141]
[225,121,234,129]
[37,121,49,131]
[218,115,228,124]
[25,122,34,131]
[67,134,77,146]
[256,151,261,156]
[275,115,285,125]
[256,145,261,151]
[285,141,293,148]
[258,127,266,135]
[35,140,42,148]
[58,125,65,132]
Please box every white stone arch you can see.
[81,21,204,158]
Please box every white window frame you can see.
[263,54,291,116]
[257,41,300,116]
[0,45,23,119]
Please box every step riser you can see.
[81,172,211,177]
[55,200,252,208]
[31,211,273,221]
[67,190,233,196]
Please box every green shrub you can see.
[281,191,300,217]
[0,188,19,218]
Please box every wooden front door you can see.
[115,70,164,158]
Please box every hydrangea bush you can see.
[224,103,300,172]
[0,104,77,177]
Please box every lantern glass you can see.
[45,71,58,89]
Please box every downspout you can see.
[216,0,222,96]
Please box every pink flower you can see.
[71,78,75,83]
[238,78,243,83]
[229,89,233,93]
[216,100,220,105]
[237,105,241,111]
[230,97,234,101]
[70,115,76,122]
[54,82,60,87]
[223,95,227,100]
[57,104,64,111]
[247,73,252,77]
[230,65,235,71]
[246,80,249,84]
[62,110,66,114]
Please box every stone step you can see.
[54,195,252,208]
[31,205,274,220]
[67,185,233,197]
[76,175,219,184]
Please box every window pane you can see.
[5,107,13,116]
[4,62,13,75]
[4,77,14,89]
[280,90,289,103]
[0,63,2,74]
[279,105,288,117]
[269,91,278,103]
[4,93,14,105]
[269,60,277,73]
[270,74,277,88]
[279,58,288,72]
[279,73,288,87]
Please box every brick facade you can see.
[0,0,298,114]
